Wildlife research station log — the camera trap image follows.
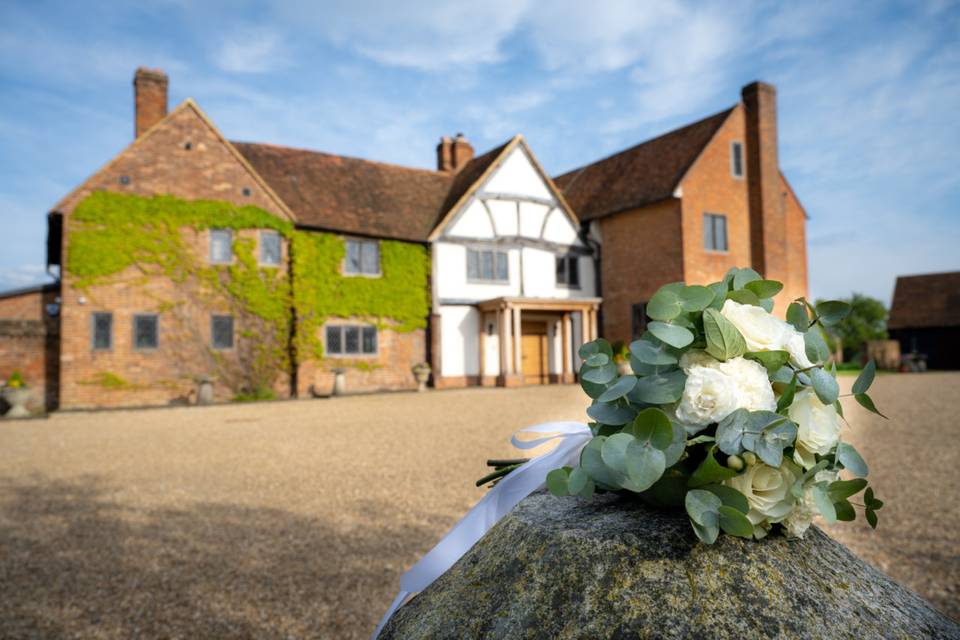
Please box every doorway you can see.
[520,320,548,385]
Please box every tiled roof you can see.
[888,271,960,330]
[232,142,456,242]
[553,108,733,221]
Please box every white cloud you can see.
[214,28,289,73]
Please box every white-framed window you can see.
[467,248,509,283]
[556,254,580,288]
[133,314,159,350]
[211,315,234,350]
[344,239,380,276]
[91,312,112,350]
[704,213,728,252]
[731,141,744,178]
[325,324,377,356]
[210,228,233,264]
[260,230,281,266]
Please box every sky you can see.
[0,0,958,305]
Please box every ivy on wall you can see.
[67,191,430,391]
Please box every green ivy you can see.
[66,191,430,390]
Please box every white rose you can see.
[721,299,792,352]
[724,460,801,526]
[675,365,740,427]
[679,349,718,373]
[788,388,841,470]
[783,470,840,538]
[717,357,777,412]
[785,329,814,369]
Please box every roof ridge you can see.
[555,106,735,179]
[230,140,451,177]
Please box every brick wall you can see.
[297,323,425,396]
[56,102,297,409]
[597,199,684,343]
[678,104,752,287]
[0,288,59,412]
[781,173,809,306]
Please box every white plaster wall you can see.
[434,242,522,303]
[520,248,597,299]
[488,199,518,236]
[447,199,494,238]
[482,312,500,376]
[518,202,549,238]
[542,208,579,245]
[440,305,479,376]
[481,147,552,199]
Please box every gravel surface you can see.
[0,375,957,638]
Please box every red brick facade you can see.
[0,287,59,412]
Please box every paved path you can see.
[0,376,956,638]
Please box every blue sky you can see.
[1,0,958,304]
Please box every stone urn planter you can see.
[412,363,431,392]
[379,490,960,639]
[2,386,31,418]
[195,376,215,406]
[331,368,347,396]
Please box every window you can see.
[211,315,234,350]
[556,255,580,288]
[210,229,233,264]
[731,141,744,178]
[467,248,509,282]
[631,303,648,339]
[344,239,380,275]
[703,213,728,252]
[133,314,159,350]
[92,312,112,350]
[325,324,377,356]
[260,230,281,266]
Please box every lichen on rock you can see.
[379,491,959,639]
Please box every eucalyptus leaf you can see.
[630,334,679,365]
[732,267,762,290]
[812,483,837,523]
[567,466,589,495]
[834,499,856,521]
[707,282,728,310]
[662,420,688,467]
[580,437,626,488]
[815,300,852,326]
[584,353,610,367]
[718,505,754,538]
[828,478,868,502]
[685,489,722,527]
[597,375,638,403]
[758,298,774,313]
[786,302,809,333]
[578,339,612,360]
[852,360,877,395]
[628,408,675,450]
[679,285,715,312]
[703,484,750,515]
[804,328,830,364]
[690,520,720,544]
[836,441,869,477]
[726,289,761,306]
[810,367,840,405]
[580,361,618,384]
[600,432,634,472]
[586,401,638,426]
[624,439,666,491]
[716,409,797,467]
[647,289,683,321]
[744,350,790,374]
[580,375,608,399]
[745,279,784,299]
[703,308,747,361]
[776,373,798,413]
[546,468,570,496]
[648,321,695,349]
[770,366,795,385]
[855,392,887,418]
[629,370,687,404]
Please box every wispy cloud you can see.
[213,28,289,74]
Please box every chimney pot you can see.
[451,133,474,172]
[134,67,169,138]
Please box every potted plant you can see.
[2,371,32,418]
[412,362,432,392]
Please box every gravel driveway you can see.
[0,375,957,638]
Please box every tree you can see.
[816,293,888,362]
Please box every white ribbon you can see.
[371,421,592,639]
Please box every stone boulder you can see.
[380,491,959,639]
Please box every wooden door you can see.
[521,321,548,385]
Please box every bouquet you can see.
[543,268,885,544]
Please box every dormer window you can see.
[344,239,380,276]
[731,141,744,178]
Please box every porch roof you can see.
[476,296,601,313]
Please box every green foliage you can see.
[80,371,135,390]
[65,192,429,394]
[816,293,888,361]
[232,386,278,402]
[5,370,26,388]
[703,308,746,361]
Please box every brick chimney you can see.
[742,81,787,281]
[134,67,169,138]
[436,133,474,172]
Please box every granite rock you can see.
[379,491,959,640]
